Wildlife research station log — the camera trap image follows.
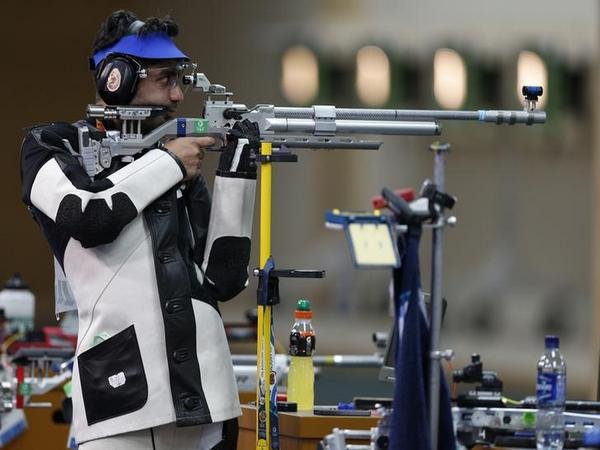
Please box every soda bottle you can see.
[287,299,316,411]
[536,335,566,450]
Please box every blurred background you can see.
[2,0,599,402]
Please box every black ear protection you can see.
[94,20,146,105]
[95,54,143,105]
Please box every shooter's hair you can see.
[92,10,179,55]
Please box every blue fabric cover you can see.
[389,225,456,450]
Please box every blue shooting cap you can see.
[91,32,189,70]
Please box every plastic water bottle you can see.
[287,299,316,411]
[0,274,35,335]
[536,335,566,450]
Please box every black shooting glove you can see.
[217,119,259,179]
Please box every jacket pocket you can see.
[78,325,148,425]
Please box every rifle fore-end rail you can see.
[262,118,440,136]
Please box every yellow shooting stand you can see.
[254,142,324,449]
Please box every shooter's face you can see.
[130,60,185,132]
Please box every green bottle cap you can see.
[19,382,32,396]
[63,380,72,398]
[522,411,536,428]
[296,298,311,311]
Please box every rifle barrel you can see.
[272,106,546,125]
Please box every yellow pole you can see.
[256,142,272,450]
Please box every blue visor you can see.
[91,32,189,69]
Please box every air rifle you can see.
[78,75,545,177]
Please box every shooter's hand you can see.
[164,137,215,181]
[217,119,259,178]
